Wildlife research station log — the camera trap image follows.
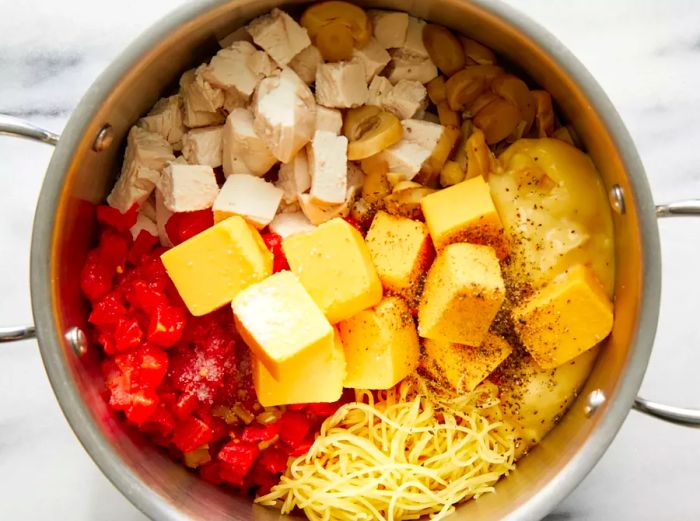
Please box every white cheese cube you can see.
[107,127,175,212]
[130,213,158,240]
[218,26,253,48]
[351,38,391,81]
[387,49,438,84]
[180,68,225,128]
[246,8,311,66]
[277,149,311,204]
[367,75,393,106]
[404,17,429,57]
[159,163,219,212]
[298,185,358,225]
[222,108,277,178]
[315,106,343,135]
[253,68,317,163]
[379,119,445,181]
[201,41,276,98]
[155,189,173,247]
[382,79,428,120]
[269,212,316,238]
[182,126,224,168]
[315,61,368,109]
[368,10,409,49]
[138,95,186,151]
[289,45,323,85]
[308,130,348,205]
[213,174,283,228]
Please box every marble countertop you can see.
[1,0,699,519]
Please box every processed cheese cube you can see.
[513,264,613,369]
[161,216,273,316]
[365,211,433,303]
[418,242,504,346]
[232,271,335,380]
[421,175,508,258]
[282,217,382,323]
[252,329,346,407]
[422,333,512,393]
[338,296,419,389]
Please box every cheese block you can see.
[422,333,512,393]
[232,271,335,381]
[282,217,382,323]
[418,242,504,346]
[513,264,613,369]
[161,216,273,316]
[338,296,419,389]
[252,329,346,407]
[421,175,508,258]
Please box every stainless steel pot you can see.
[1,1,699,519]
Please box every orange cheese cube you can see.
[420,175,508,258]
[252,329,346,406]
[365,211,433,303]
[232,271,335,380]
[161,216,273,316]
[338,296,420,389]
[514,264,613,368]
[422,333,512,392]
[418,242,504,346]
[282,217,382,323]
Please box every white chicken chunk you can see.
[289,45,323,85]
[315,61,368,109]
[138,95,186,151]
[107,127,175,212]
[368,10,409,49]
[213,174,283,228]
[218,26,253,49]
[307,130,348,206]
[351,38,391,81]
[404,17,429,57]
[222,108,277,177]
[276,149,311,204]
[180,68,225,128]
[201,41,276,99]
[246,8,311,66]
[368,77,427,119]
[129,213,158,240]
[380,119,445,181]
[253,67,317,163]
[155,189,174,247]
[159,163,219,212]
[181,126,224,168]
[315,106,343,135]
[387,49,438,85]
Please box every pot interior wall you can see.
[42,1,650,519]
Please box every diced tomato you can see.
[141,404,176,438]
[89,292,127,328]
[98,230,130,273]
[172,417,213,453]
[113,316,143,352]
[199,461,225,485]
[165,210,214,246]
[305,401,344,417]
[241,421,281,444]
[278,411,311,448]
[261,232,289,273]
[147,304,186,347]
[245,463,278,495]
[125,389,160,425]
[343,215,365,234]
[81,250,114,301]
[125,280,169,314]
[257,446,289,474]
[128,230,159,265]
[289,437,314,457]
[218,440,260,484]
[138,345,169,388]
[96,204,138,232]
[173,390,199,421]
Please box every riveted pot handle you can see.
[0,115,58,343]
[632,199,700,426]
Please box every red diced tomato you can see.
[125,280,169,314]
[138,345,169,388]
[81,250,114,301]
[245,463,278,495]
[279,412,311,448]
[343,215,364,234]
[98,230,130,272]
[289,437,314,457]
[96,204,138,232]
[173,390,199,420]
[241,421,281,444]
[305,401,344,417]
[125,389,160,425]
[147,304,186,347]
[172,417,213,453]
[102,359,132,409]
[199,462,225,485]
[141,404,176,438]
[128,230,159,265]
[89,292,126,328]
[218,440,260,483]
[257,447,289,474]
[261,232,289,273]
[113,316,143,352]
[165,210,214,246]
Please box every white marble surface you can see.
[1,0,699,519]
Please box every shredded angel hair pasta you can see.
[256,378,515,521]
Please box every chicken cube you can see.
[404,17,429,57]
[276,149,311,204]
[201,41,276,98]
[159,163,219,213]
[246,8,311,66]
[367,75,393,106]
[213,174,283,228]
[181,126,224,168]
[380,119,445,181]
[138,95,186,151]
[308,130,348,205]
[382,79,428,120]
[315,106,343,135]
[368,10,409,49]
[179,68,225,128]
[289,45,323,85]
[351,38,391,81]
[129,212,158,240]
[155,189,173,247]
[222,108,277,177]
[315,61,369,109]
[387,49,438,85]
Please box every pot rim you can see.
[29,1,661,520]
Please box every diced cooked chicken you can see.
[402,119,445,149]
[308,130,348,205]
[368,75,393,106]
[182,126,224,168]
[180,68,225,128]
[138,95,186,151]
[155,189,173,247]
[279,199,302,214]
[213,174,283,228]
[380,119,445,181]
[387,49,438,84]
[218,26,253,48]
[246,8,311,66]
[368,10,409,49]
[159,163,220,212]
[315,106,343,135]
[129,213,158,240]
[347,161,366,193]
[201,41,276,99]
[140,196,157,222]
[276,149,311,204]
[289,45,323,85]
[351,38,391,81]
[269,211,316,238]
[223,89,248,112]
[367,77,427,119]
[107,127,175,212]
[298,185,358,225]
[253,67,317,163]
[315,61,368,109]
[404,17,429,57]
[222,107,277,177]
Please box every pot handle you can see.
[0,115,58,343]
[632,199,700,426]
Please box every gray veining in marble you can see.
[0,0,698,519]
